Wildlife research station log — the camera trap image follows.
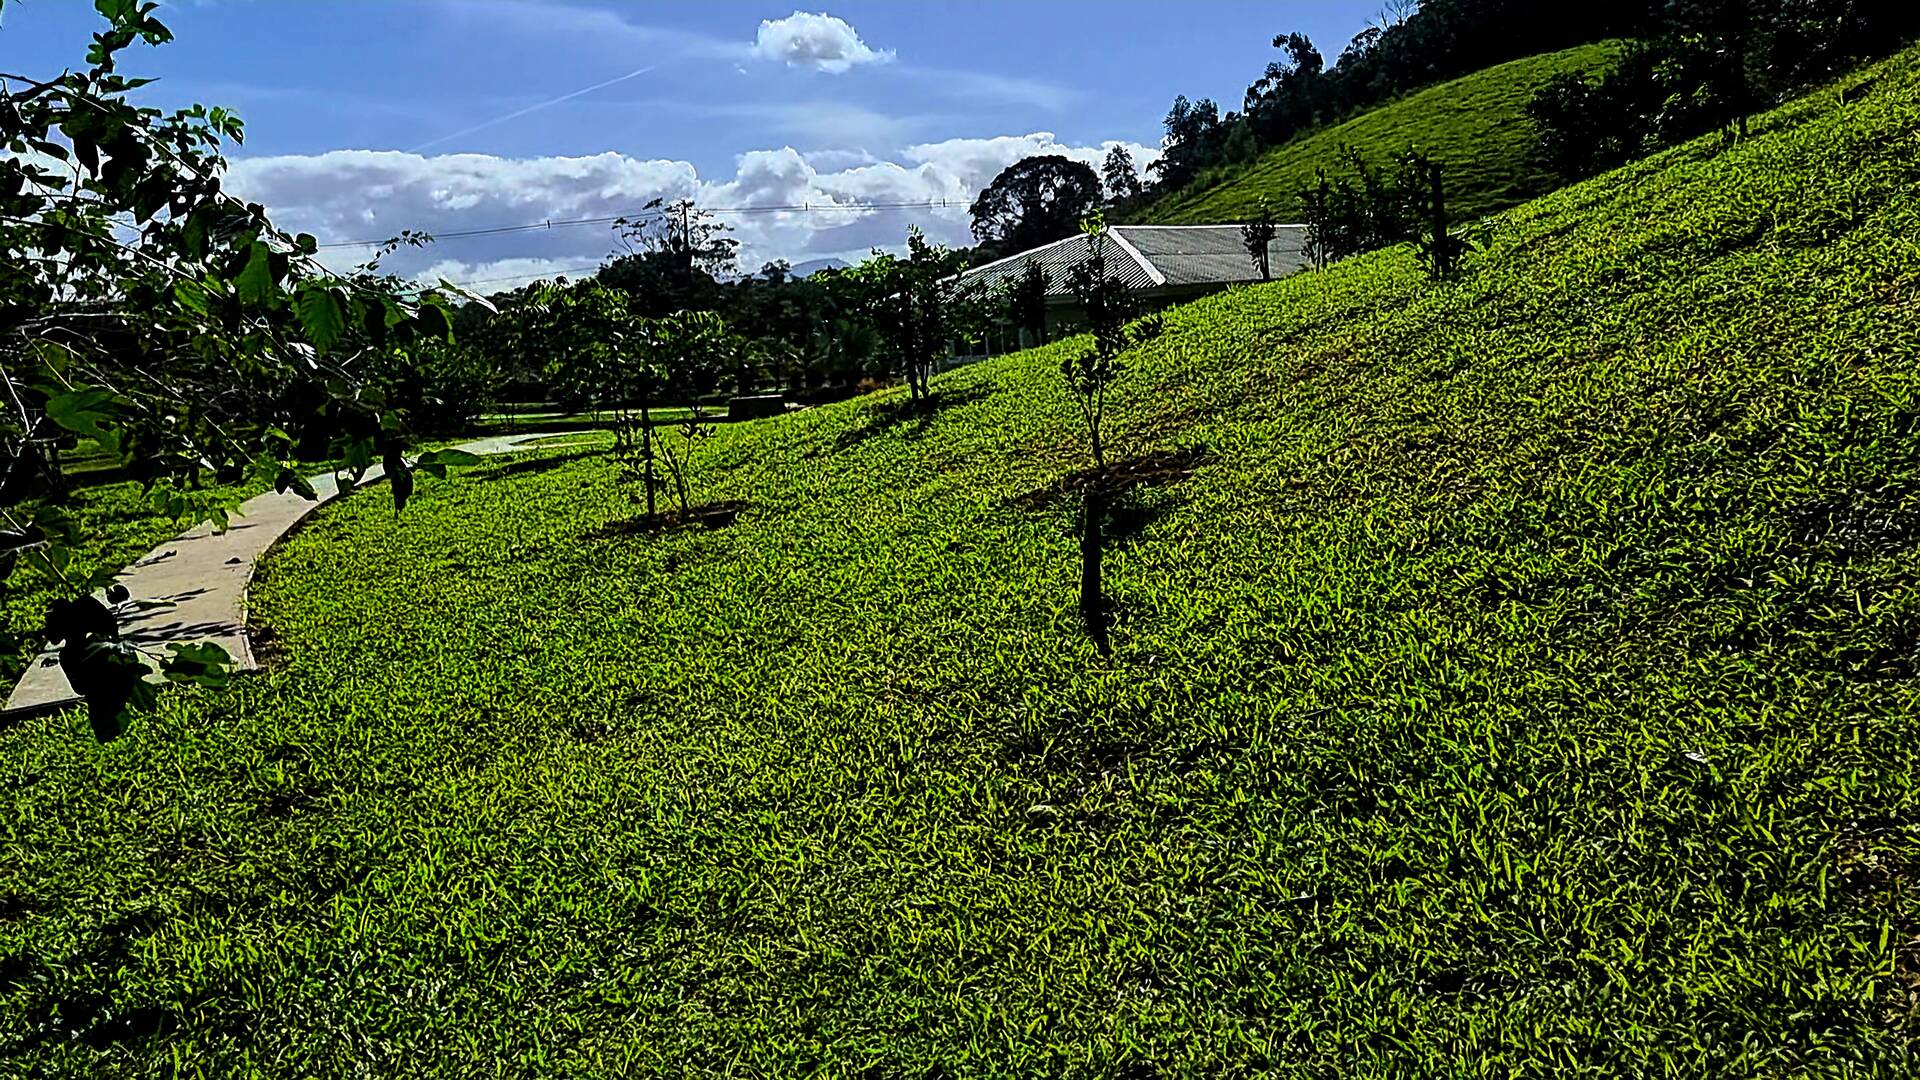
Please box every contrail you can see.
[407,65,659,154]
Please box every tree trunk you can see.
[641,403,657,522]
[1080,490,1110,657]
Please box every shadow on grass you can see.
[593,500,753,539]
[833,385,992,451]
[470,448,603,481]
[1012,444,1216,546]
[0,908,185,1058]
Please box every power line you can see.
[318,198,964,250]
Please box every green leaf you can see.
[415,299,454,343]
[437,278,497,314]
[95,0,137,25]
[236,239,275,306]
[341,436,375,480]
[160,641,233,689]
[173,279,211,316]
[57,635,152,743]
[44,388,119,439]
[294,232,319,255]
[181,206,209,260]
[274,467,318,501]
[294,284,345,353]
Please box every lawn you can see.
[3,42,1919,1076]
[1134,42,1624,226]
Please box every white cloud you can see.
[750,11,892,74]
[222,135,1157,292]
[904,132,1159,193]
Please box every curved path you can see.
[4,433,588,717]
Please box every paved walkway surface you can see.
[4,432,589,717]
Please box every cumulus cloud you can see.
[904,132,1158,195]
[750,11,892,74]
[221,135,1158,292]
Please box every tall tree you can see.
[1148,95,1225,190]
[607,198,739,316]
[1244,32,1326,145]
[968,155,1104,258]
[1101,145,1143,204]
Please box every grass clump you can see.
[3,43,1920,1076]
[1137,42,1624,226]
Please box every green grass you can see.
[5,43,1920,1076]
[1135,42,1625,226]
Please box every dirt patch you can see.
[594,500,752,538]
[1011,446,1214,511]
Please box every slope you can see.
[1137,41,1624,226]
[3,41,1919,1077]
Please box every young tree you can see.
[1101,145,1143,205]
[1241,199,1279,280]
[1005,260,1052,347]
[1060,217,1162,656]
[1402,151,1467,281]
[1301,168,1336,270]
[649,312,728,518]
[846,228,983,403]
[969,156,1105,258]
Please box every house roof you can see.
[959,224,1310,299]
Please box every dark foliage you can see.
[1530,0,1920,182]
[969,155,1105,261]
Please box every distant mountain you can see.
[790,258,850,278]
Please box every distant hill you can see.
[790,257,850,278]
[1133,42,1624,226]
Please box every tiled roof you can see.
[958,224,1309,299]
[1118,224,1312,286]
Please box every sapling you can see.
[1241,198,1279,281]
[1060,216,1162,655]
[1404,151,1468,281]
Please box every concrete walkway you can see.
[4,432,589,717]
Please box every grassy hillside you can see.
[1137,42,1624,226]
[5,43,1920,1076]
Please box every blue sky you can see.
[4,1,1384,287]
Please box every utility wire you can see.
[318,197,963,250]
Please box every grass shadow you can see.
[833,385,992,452]
[1011,445,1215,513]
[1,907,179,1059]
[471,448,603,481]
[593,500,753,539]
